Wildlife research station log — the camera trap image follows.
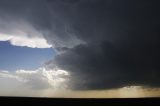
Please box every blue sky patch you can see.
[0,41,55,71]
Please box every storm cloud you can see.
[1,0,160,90]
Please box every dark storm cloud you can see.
[47,0,160,90]
[1,0,160,90]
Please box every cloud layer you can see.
[0,0,160,90]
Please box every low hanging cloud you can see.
[0,0,160,90]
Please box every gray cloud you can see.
[45,0,160,90]
[0,0,160,90]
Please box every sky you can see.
[0,0,160,98]
[0,41,55,71]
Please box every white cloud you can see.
[0,17,52,48]
[0,33,52,48]
[0,67,70,92]
[0,71,19,79]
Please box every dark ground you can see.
[0,97,160,106]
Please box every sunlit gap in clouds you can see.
[118,86,145,98]
[40,67,70,89]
